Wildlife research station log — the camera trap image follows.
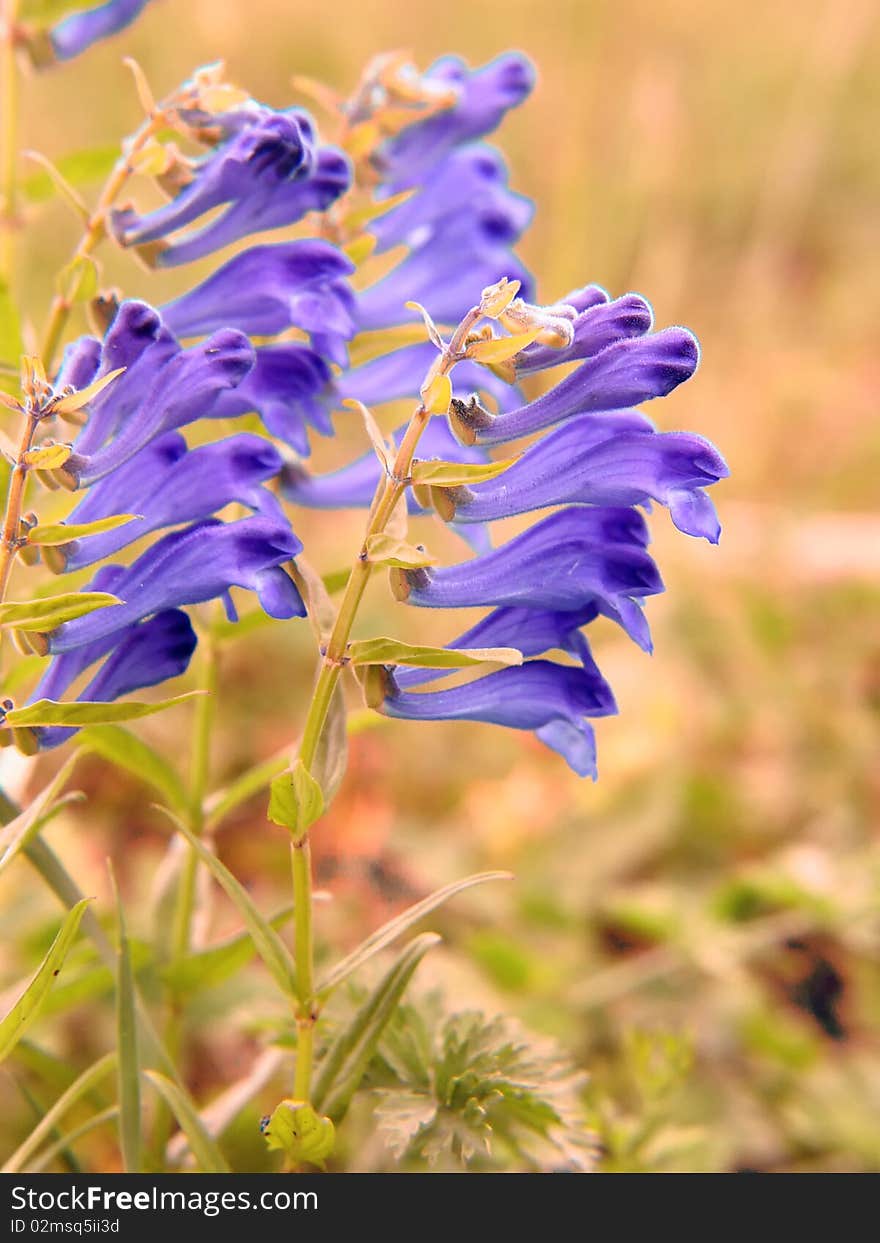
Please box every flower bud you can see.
[261,1099,335,1167]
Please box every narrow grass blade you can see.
[111,874,141,1173]
[2,1051,116,1173]
[144,1071,230,1173]
[29,1107,118,1174]
[156,808,296,998]
[313,932,440,1121]
[0,898,91,1063]
[317,871,511,997]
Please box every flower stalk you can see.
[289,301,482,1103]
[0,0,19,281]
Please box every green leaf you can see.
[347,637,522,671]
[21,143,118,201]
[29,1106,118,1175]
[27,513,139,546]
[80,725,187,812]
[321,567,351,595]
[370,1006,595,1170]
[204,747,289,829]
[317,872,511,998]
[0,591,121,632]
[0,276,23,371]
[112,880,141,1174]
[162,906,294,993]
[0,752,81,879]
[52,367,125,415]
[157,809,297,998]
[313,932,440,1121]
[0,898,91,1064]
[312,682,348,811]
[143,1071,230,1174]
[410,456,518,488]
[56,256,99,306]
[268,760,324,839]
[22,443,71,470]
[2,1051,116,1174]
[5,691,201,728]
[365,533,436,569]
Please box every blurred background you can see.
[2,0,879,1171]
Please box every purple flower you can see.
[281,415,487,511]
[112,109,350,266]
[441,410,729,542]
[356,210,533,332]
[59,433,282,570]
[208,343,335,454]
[161,242,356,364]
[394,506,662,617]
[379,54,535,188]
[381,659,614,778]
[48,516,304,655]
[28,611,197,750]
[338,342,522,414]
[451,326,700,446]
[371,144,532,255]
[513,292,655,375]
[393,604,602,691]
[49,0,153,61]
[66,326,254,487]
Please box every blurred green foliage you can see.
[1,0,879,1172]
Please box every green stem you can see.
[287,303,483,1105]
[291,838,315,1101]
[0,0,19,282]
[170,631,217,963]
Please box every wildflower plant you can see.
[0,3,727,1174]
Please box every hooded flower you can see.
[439,410,729,543]
[49,0,153,61]
[58,432,283,570]
[381,659,614,778]
[393,507,662,618]
[377,53,536,188]
[26,611,198,750]
[111,108,350,267]
[450,324,700,446]
[161,241,356,365]
[47,516,304,657]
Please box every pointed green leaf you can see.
[347,637,523,671]
[2,1051,116,1174]
[29,1107,118,1174]
[144,1071,230,1173]
[312,682,348,810]
[317,872,511,997]
[365,533,436,569]
[22,444,71,470]
[313,932,440,1121]
[268,760,324,839]
[410,456,519,488]
[204,747,289,829]
[27,513,140,546]
[162,906,293,993]
[0,752,81,878]
[157,808,296,998]
[80,725,187,812]
[112,880,141,1174]
[55,256,99,308]
[5,691,201,728]
[0,592,121,632]
[0,898,91,1064]
[21,141,118,200]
